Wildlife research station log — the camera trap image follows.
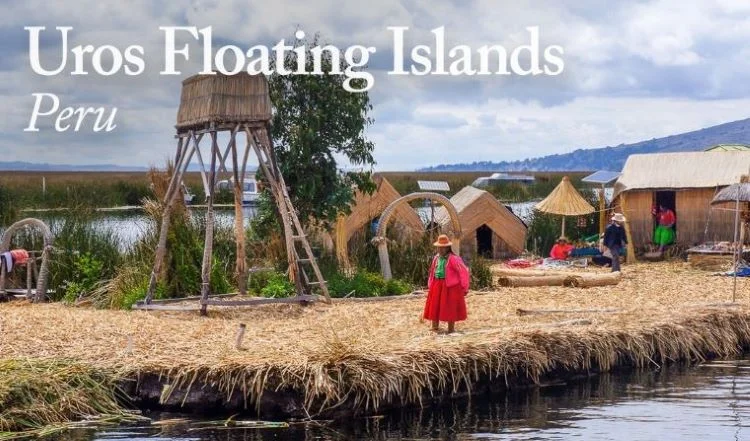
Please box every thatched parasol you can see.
[711,183,750,205]
[535,176,595,236]
[710,181,750,302]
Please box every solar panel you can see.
[417,180,450,192]
[582,170,621,184]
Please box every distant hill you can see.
[419,118,750,172]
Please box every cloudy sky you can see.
[2,0,750,170]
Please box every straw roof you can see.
[435,186,527,253]
[339,176,423,244]
[176,73,272,131]
[534,176,594,216]
[711,183,750,205]
[614,151,750,198]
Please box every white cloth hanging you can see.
[0,252,12,272]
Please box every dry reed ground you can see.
[1,262,750,415]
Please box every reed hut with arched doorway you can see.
[435,186,527,260]
[331,176,424,268]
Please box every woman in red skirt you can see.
[423,234,470,333]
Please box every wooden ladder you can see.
[245,125,331,303]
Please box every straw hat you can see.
[611,213,627,223]
[433,234,453,247]
[557,236,568,243]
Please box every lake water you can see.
[55,358,750,441]
[19,201,537,250]
[15,186,613,250]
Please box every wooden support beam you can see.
[145,135,197,303]
[231,125,248,296]
[599,186,606,237]
[191,131,211,197]
[620,193,637,263]
[199,131,219,316]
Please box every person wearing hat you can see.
[603,213,627,272]
[423,234,470,334]
[549,236,574,260]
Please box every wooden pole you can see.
[145,135,196,303]
[733,191,740,302]
[245,127,300,293]
[199,130,219,316]
[561,216,566,237]
[230,126,248,295]
[599,186,606,236]
[620,193,637,263]
[235,323,246,350]
[26,259,32,298]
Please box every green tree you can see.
[257,34,376,233]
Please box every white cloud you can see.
[2,0,750,170]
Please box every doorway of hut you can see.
[477,224,493,258]
[653,190,677,241]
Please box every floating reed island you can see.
[2,262,750,431]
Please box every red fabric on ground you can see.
[423,278,467,322]
[505,259,537,268]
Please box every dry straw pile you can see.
[1,262,749,425]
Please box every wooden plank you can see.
[133,303,201,311]
[516,307,621,316]
[4,288,53,295]
[202,294,318,306]
[137,292,239,305]
[331,292,426,303]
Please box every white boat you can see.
[181,183,195,204]
[216,174,260,205]
[240,176,260,205]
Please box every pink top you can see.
[428,253,470,292]
[10,249,29,265]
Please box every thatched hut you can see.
[330,176,424,267]
[435,186,527,259]
[612,151,750,246]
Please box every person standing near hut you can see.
[424,234,470,334]
[603,213,627,272]
[653,205,675,253]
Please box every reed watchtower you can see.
[143,73,330,314]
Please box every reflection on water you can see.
[38,207,257,250]
[58,359,750,440]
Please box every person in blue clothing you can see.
[603,213,627,272]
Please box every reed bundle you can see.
[688,253,734,271]
[563,272,621,288]
[491,267,571,277]
[0,359,139,435]
[497,275,568,287]
[0,262,748,431]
